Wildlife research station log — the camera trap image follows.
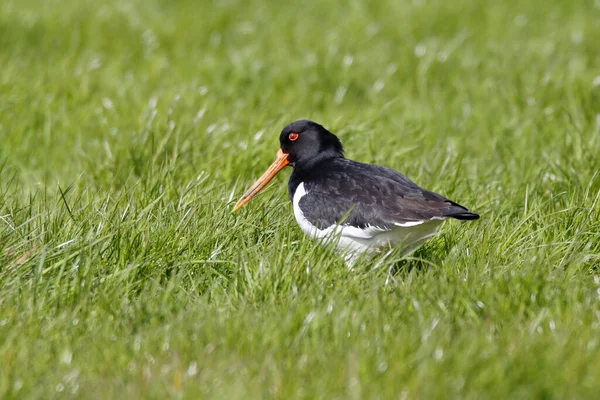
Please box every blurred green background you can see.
[1,0,600,398]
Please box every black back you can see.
[288,154,478,230]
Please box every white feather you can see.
[394,220,425,227]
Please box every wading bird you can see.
[234,120,479,266]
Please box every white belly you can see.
[292,182,444,266]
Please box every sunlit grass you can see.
[1,0,600,398]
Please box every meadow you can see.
[1,0,600,398]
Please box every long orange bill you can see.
[233,149,289,211]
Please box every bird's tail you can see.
[449,211,480,220]
[444,203,480,220]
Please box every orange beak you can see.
[233,149,289,211]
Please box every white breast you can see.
[292,182,444,266]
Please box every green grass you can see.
[1,0,600,398]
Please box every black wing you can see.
[291,158,478,230]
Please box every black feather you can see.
[289,157,479,229]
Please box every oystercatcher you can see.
[234,120,479,265]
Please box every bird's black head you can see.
[279,120,344,168]
[233,120,343,211]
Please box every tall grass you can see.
[1,0,600,398]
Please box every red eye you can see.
[289,132,299,141]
